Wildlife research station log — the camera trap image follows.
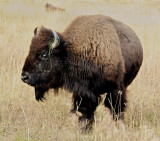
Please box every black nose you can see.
[21,71,30,83]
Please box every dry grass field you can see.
[1,0,160,140]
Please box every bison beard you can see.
[35,86,48,101]
[21,15,143,132]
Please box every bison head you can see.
[21,27,64,101]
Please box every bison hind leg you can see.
[124,62,141,87]
[104,84,127,120]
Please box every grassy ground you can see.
[0,0,160,140]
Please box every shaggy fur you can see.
[21,15,143,130]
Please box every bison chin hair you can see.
[34,80,61,101]
[35,86,49,101]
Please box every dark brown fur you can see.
[21,15,143,130]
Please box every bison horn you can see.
[34,27,40,36]
[51,30,60,49]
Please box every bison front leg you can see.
[104,84,127,120]
[71,94,98,131]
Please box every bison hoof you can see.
[78,116,94,133]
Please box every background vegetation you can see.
[0,0,160,140]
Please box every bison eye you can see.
[40,54,49,61]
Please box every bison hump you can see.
[64,15,125,82]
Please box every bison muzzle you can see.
[21,15,143,130]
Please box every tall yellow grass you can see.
[0,0,160,140]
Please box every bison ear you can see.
[63,42,68,47]
[34,27,40,36]
[50,29,60,49]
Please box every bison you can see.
[45,3,66,13]
[21,15,143,130]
